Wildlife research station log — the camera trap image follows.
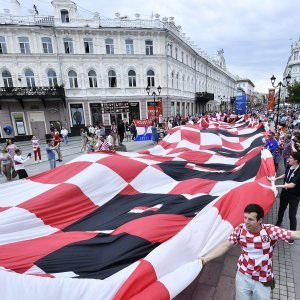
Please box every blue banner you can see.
[234,95,246,115]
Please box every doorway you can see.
[29,112,46,139]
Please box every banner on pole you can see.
[234,95,246,115]
[267,89,275,111]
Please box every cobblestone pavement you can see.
[175,162,300,300]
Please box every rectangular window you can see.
[64,38,74,54]
[41,37,53,53]
[294,51,299,61]
[0,37,7,54]
[18,37,31,54]
[84,38,94,54]
[69,77,78,88]
[145,40,153,55]
[12,112,26,135]
[182,51,184,63]
[106,44,114,54]
[128,77,136,87]
[147,77,155,87]
[89,77,97,88]
[109,77,117,87]
[61,10,70,23]
[48,77,58,87]
[125,40,134,54]
[3,77,13,88]
[105,39,114,54]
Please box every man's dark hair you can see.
[244,204,264,220]
[46,139,52,144]
[291,151,300,163]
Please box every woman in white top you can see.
[31,136,42,163]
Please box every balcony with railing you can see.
[0,15,54,26]
[0,86,65,99]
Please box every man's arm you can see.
[290,230,300,240]
[199,240,234,265]
[275,182,296,189]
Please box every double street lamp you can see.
[146,85,162,124]
[270,73,291,129]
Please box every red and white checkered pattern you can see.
[228,224,291,282]
[0,121,278,300]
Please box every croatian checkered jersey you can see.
[228,224,291,282]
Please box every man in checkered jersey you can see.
[199,204,300,300]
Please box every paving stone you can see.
[221,255,238,278]
[173,294,191,300]
[191,284,215,300]
[213,275,235,300]
[198,262,223,286]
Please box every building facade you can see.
[236,79,255,109]
[282,39,300,103]
[0,0,237,139]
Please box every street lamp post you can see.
[146,85,162,124]
[270,73,291,129]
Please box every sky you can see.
[4,0,300,94]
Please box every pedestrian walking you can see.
[0,148,14,181]
[45,139,59,169]
[199,203,300,300]
[271,151,300,244]
[53,128,62,162]
[31,135,42,163]
[6,139,17,159]
[80,128,88,152]
[60,127,69,145]
[130,122,137,141]
[14,149,31,179]
[111,122,118,147]
[118,120,125,145]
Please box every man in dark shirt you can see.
[117,120,125,145]
[271,151,300,244]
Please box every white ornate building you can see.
[282,39,300,103]
[0,0,237,139]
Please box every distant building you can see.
[236,79,255,109]
[282,39,300,104]
[0,0,237,139]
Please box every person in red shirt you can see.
[96,135,114,151]
[199,204,300,300]
[53,129,62,162]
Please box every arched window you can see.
[128,70,136,87]
[47,69,57,87]
[105,38,114,54]
[88,70,97,88]
[2,70,13,88]
[108,70,117,87]
[182,75,185,90]
[147,70,155,87]
[176,73,179,89]
[68,70,78,88]
[171,71,174,88]
[25,69,35,88]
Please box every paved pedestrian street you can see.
[1,137,300,299]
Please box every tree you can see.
[287,81,300,103]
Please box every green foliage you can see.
[287,81,300,103]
